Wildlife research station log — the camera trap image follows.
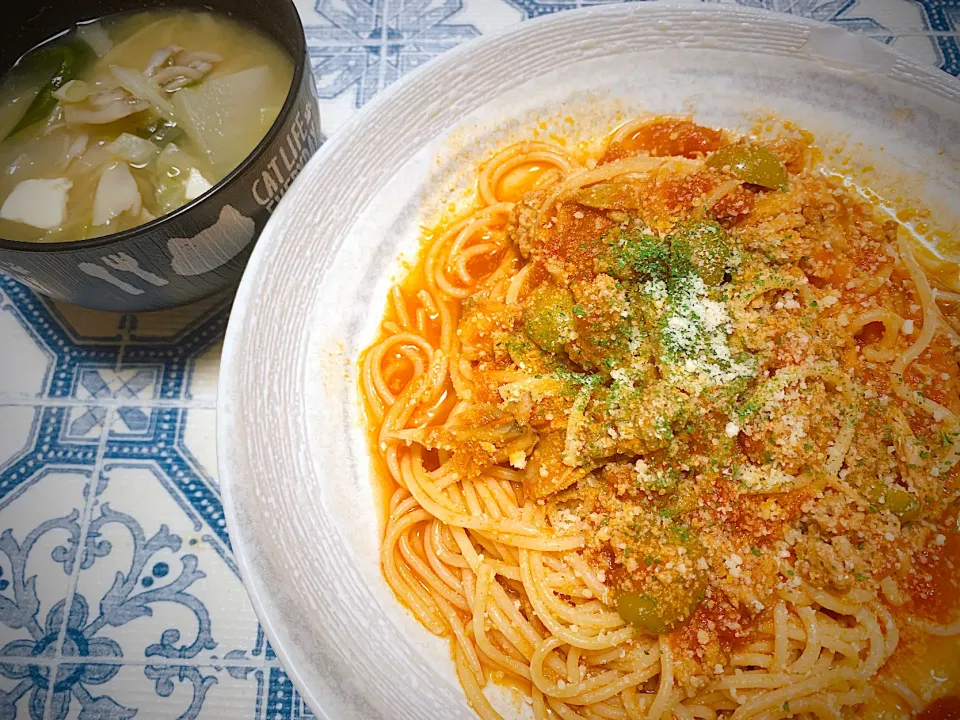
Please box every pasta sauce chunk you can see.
[360,116,960,720]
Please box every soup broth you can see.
[0,11,294,243]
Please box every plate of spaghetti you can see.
[217,4,960,720]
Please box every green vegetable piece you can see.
[617,593,668,634]
[863,480,921,521]
[574,181,643,211]
[706,144,788,190]
[616,524,708,634]
[616,576,705,634]
[522,284,576,354]
[669,220,732,286]
[6,38,95,139]
[886,487,921,521]
[599,230,672,283]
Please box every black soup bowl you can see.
[0,0,322,312]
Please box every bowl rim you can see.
[0,0,310,252]
[217,4,960,718]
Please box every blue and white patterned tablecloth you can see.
[0,0,957,717]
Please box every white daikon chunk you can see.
[173,65,272,174]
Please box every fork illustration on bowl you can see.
[78,262,145,295]
[101,252,170,286]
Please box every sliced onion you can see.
[88,89,127,108]
[163,77,194,92]
[53,80,94,103]
[144,45,183,76]
[64,134,89,165]
[64,99,149,125]
[72,145,111,175]
[154,65,205,86]
[177,51,223,65]
[109,65,176,119]
[93,162,142,226]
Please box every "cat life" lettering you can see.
[251,103,320,212]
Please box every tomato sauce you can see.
[903,510,960,623]
[602,119,724,162]
[918,696,960,720]
[674,600,749,655]
[542,204,613,280]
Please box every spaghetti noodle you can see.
[360,116,960,719]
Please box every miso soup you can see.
[0,11,294,242]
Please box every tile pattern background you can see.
[0,0,957,716]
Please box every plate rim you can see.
[217,4,960,718]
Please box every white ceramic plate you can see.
[217,5,960,719]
